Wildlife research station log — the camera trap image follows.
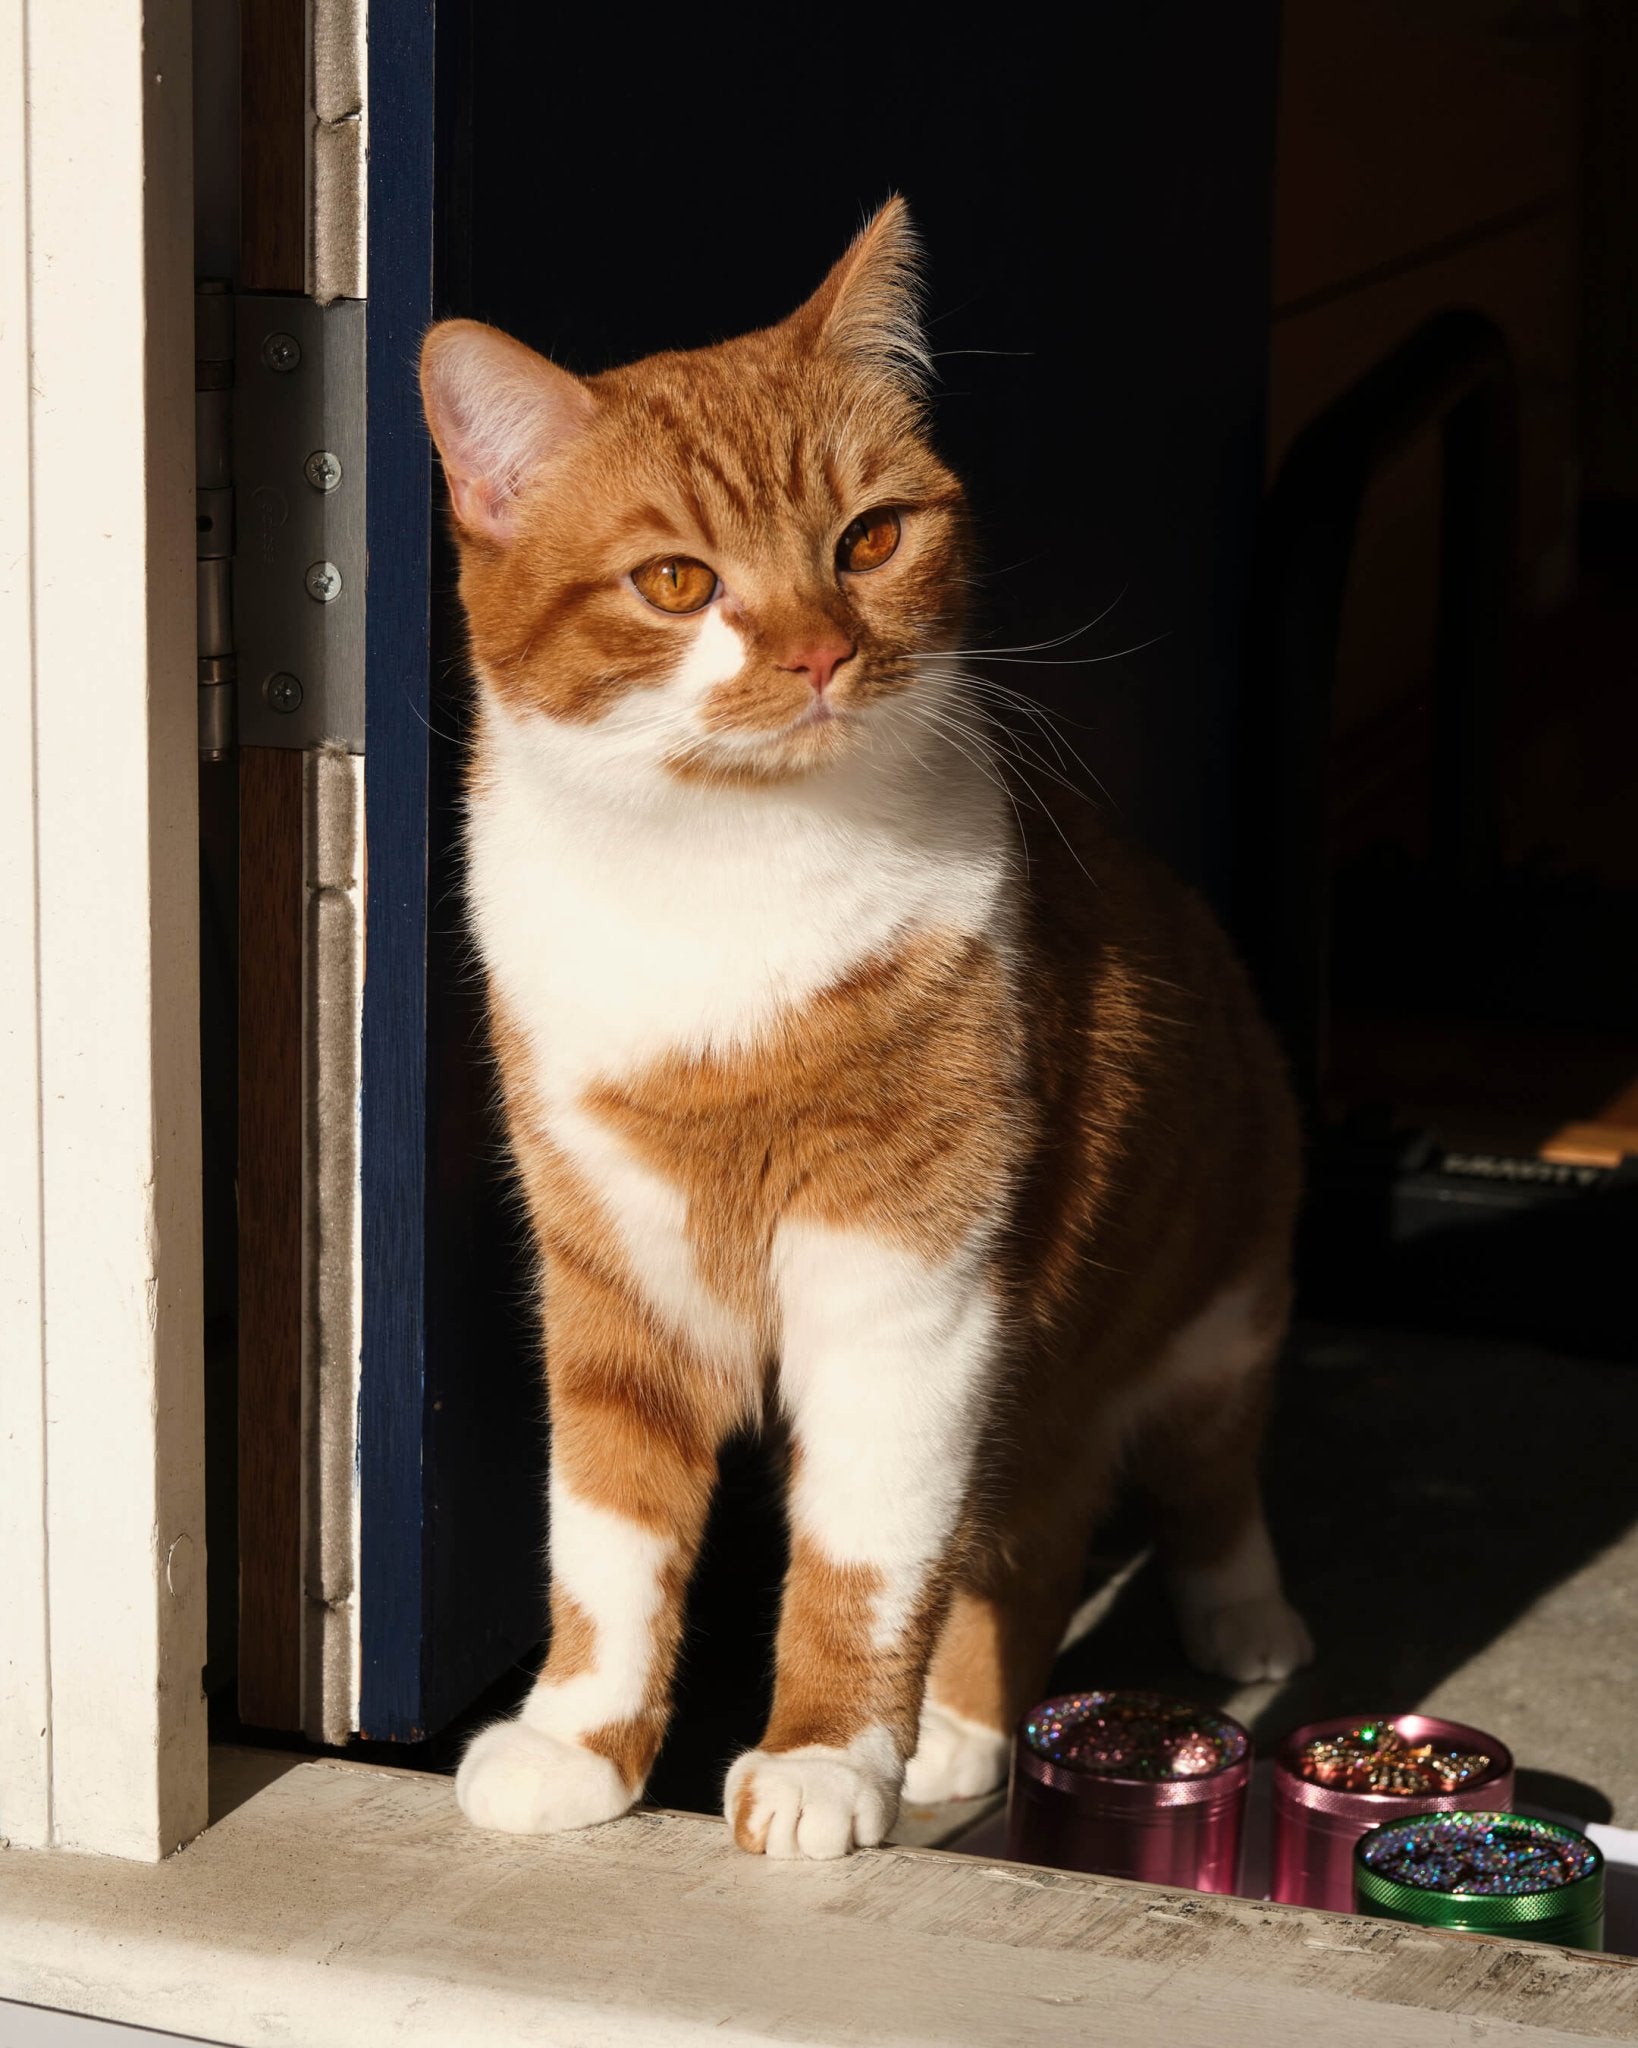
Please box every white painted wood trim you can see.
[0,0,208,1858]
[0,0,53,1860]
[0,1754,1633,2046]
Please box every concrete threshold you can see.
[0,1748,1633,2048]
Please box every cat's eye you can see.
[631,556,720,615]
[837,508,901,574]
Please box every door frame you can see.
[0,0,208,1858]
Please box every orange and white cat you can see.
[419,200,1311,1861]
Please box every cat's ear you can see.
[792,196,931,397]
[419,320,598,543]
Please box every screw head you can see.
[304,559,343,603]
[303,448,343,493]
[265,672,303,714]
[261,331,302,373]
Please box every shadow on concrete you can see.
[1045,1323,1638,1824]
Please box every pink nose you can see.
[779,637,855,695]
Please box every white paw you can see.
[1179,1593,1314,1683]
[725,1737,900,1860]
[455,1717,634,1835]
[903,1698,1010,1804]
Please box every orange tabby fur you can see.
[422,199,1309,1858]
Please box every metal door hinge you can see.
[234,295,366,751]
[194,287,366,757]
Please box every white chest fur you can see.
[464,689,1014,1109]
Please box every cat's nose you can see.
[779,637,856,695]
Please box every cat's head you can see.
[420,200,967,787]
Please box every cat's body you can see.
[422,201,1310,1860]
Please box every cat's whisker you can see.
[890,701,1033,880]
[941,679,1081,761]
[912,699,1098,888]
[876,714,939,783]
[402,686,464,748]
[913,666,1122,812]
[916,675,1073,767]
[926,671,1107,737]
[1002,702,1084,784]
[906,675,1105,812]
[914,630,1168,673]
[985,732,1093,808]
[966,553,1045,584]
[936,673,1076,768]
[952,632,1170,670]
[921,704,1087,809]
[925,588,1130,660]
[896,703,1077,888]
[946,681,1121,814]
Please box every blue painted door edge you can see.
[360,0,436,1740]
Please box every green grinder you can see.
[1355,1812,1605,1951]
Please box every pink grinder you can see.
[1271,1712,1514,1912]
[1006,1690,1251,1893]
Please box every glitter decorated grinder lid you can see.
[1355,1813,1605,1936]
[1016,1691,1251,1809]
[1275,1712,1513,1818]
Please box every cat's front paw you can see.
[456,1717,634,1835]
[903,1698,1009,1804]
[1179,1592,1314,1683]
[725,1737,899,1860]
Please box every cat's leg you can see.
[1131,1278,1313,1683]
[724,1221,1001,1859]
[456,1250,729,1835]
[906,1470,1105,1805]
